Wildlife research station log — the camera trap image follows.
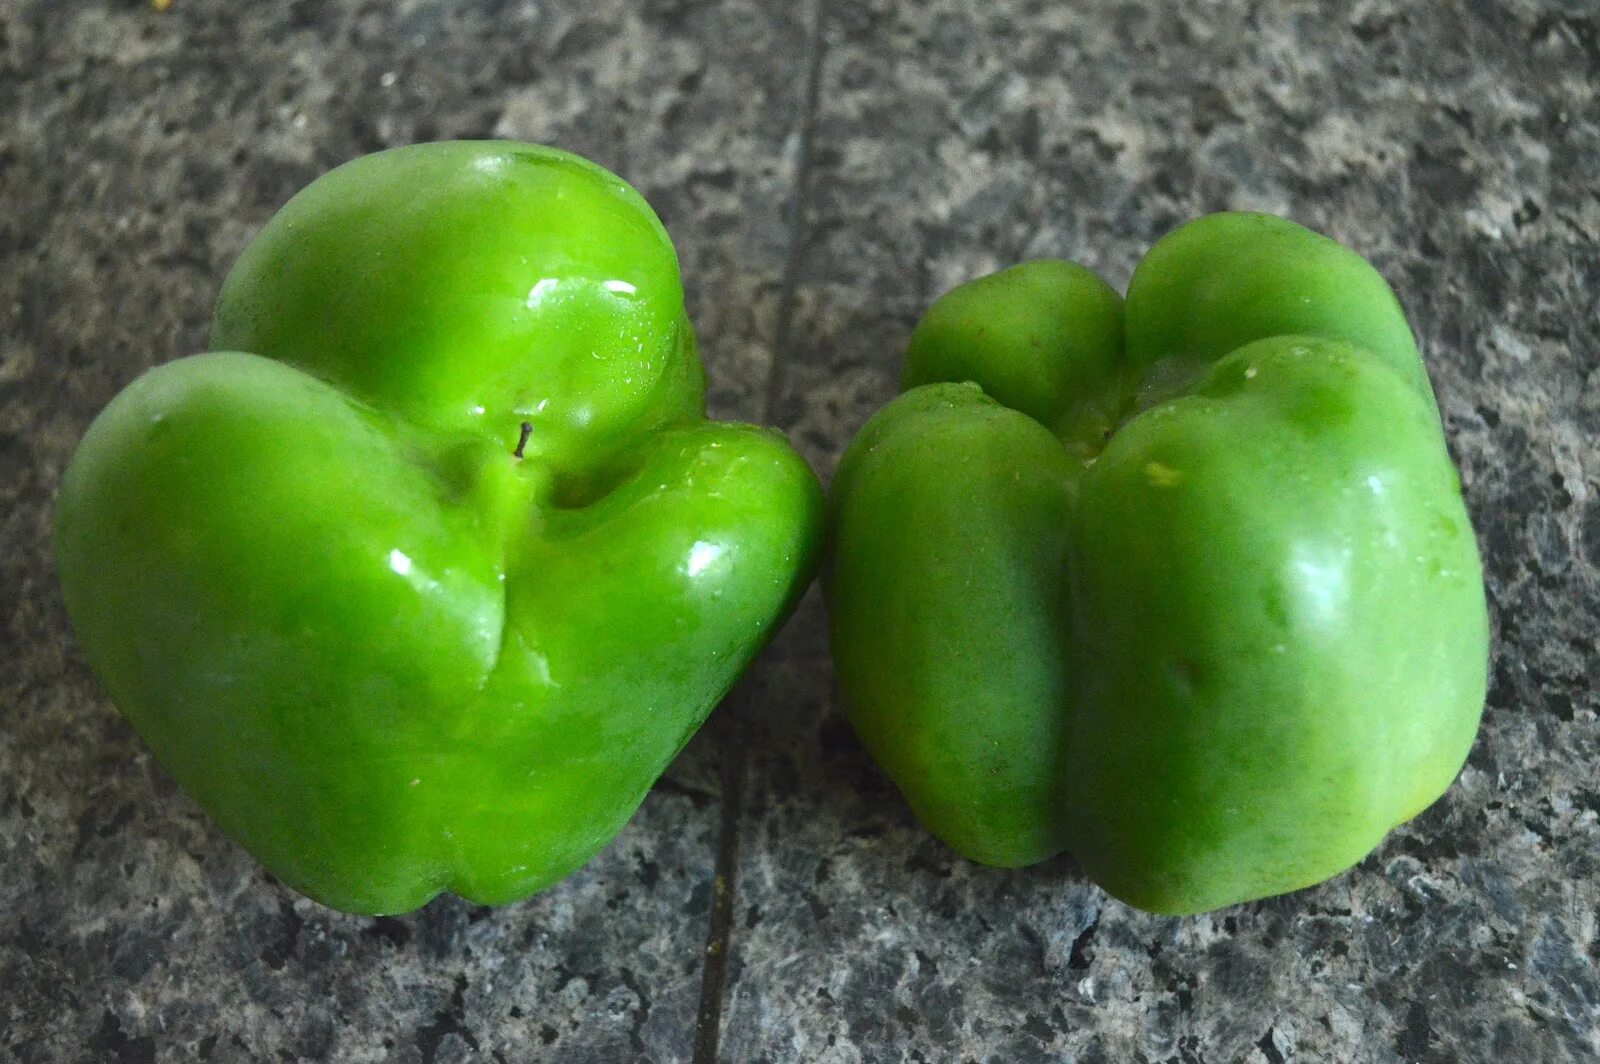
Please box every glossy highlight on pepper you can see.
[55,141,824,914]
[827,212,1489,915]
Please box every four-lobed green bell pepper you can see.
[55,141,824,914]
[827,212,1489,914]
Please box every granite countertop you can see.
[2,1,1596,1061]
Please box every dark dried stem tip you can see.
[514,421,533,460]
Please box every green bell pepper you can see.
[827,212,1488,914]
[55,141,823,915]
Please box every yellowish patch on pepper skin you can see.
[1144,460,1181,487]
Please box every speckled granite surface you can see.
[1,1,1595,1061]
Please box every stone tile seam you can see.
[692,0,833,1060]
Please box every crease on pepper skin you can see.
[829,211,1489,915]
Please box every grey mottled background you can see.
[1,1,1596,1061]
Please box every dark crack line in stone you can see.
[762,0,830,430]
[691,727,744,1063]
[692,1,831,1060]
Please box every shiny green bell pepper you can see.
[55,141,823,914]
[827,212,1488,914]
